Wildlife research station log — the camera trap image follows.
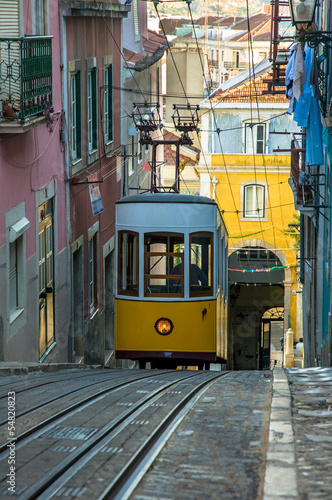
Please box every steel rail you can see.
[0,368,116,399]
[0,370,127,427]
[17,371,204,499]
[0,370,173,457]
[101,372,229,499]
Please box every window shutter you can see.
[0,0,21,109]
[0,0,20,36]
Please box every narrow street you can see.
[1,366,332,499]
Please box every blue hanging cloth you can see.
[293,46,324,166]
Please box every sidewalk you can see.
[286,367,332,500]
[265,367,332,500]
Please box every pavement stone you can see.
[286,367,332,500]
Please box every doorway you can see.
[39,200,55,359]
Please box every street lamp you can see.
[288,0,332,47]
[288,0,316,27]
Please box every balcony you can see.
[289,139,314,210]
[0,36,52,133]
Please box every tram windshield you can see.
[190,232,213,296]
[118,231,139,296]
[144,232,184,297]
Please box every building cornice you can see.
[61,1,130,18]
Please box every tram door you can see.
[39,200,55,358]
[260,319,271,370]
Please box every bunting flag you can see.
[142,161,152,172]
[229,262,298,272]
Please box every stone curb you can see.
[263,367,298,499]
[0,363,105,377]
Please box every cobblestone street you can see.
[1,366,332,499]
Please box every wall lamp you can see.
[289,0,332,47]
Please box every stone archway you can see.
[228,240,292,370]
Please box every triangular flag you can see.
[142,161,152,172]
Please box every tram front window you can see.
[190,232,213,296]
[118,231,139,296]
[144,233,184,297]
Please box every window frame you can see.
[118,231,139,297]
[244,121,267,154]
[243,183,266,219]
[127,135,135,176]
[70,71,82,164]
[6,208,29,328]
[143,232,185,298]
[104,64,113,145]
[86,63,98,163]
[189,231,214,298]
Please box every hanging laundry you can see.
[285,42,307,113]
[293,45,323,166]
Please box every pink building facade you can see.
[0,0,69,362]
[60,0,130,364]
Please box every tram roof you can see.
[116,193,217,206]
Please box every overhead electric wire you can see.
[186,0,250,272]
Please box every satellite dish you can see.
[129,126,137,136]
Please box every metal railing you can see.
[0,36,53,121]
[290,139,313,206]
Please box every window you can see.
[34,0,48,35]
[88,233,98,315]
[190,232,213,296]
[104,65,113,144]
[244,184,265,218]
[7,212,29,325]
[244,122,266,154]
[133,0,140,39]
[118,231,139,296]
[87,68,97,154]
[138,131,143,162]
[127,135,135,175]
[233,51,240,68]
[9,239,20,315]
[144,233,184,297]
[70,72,81,162]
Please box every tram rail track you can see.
[0,369,141,429]
[0,370,172,455]
[0,370,228,499]
[0,368,114,399]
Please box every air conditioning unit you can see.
[322,98,332,128]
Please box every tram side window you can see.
[144,233,184,296]
[118,231,139,295]
[190,232,213,296]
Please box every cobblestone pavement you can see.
[286,367,332,500]
[131,371,273,500]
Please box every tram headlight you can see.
[154,317,173,336]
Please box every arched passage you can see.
[228,240,291,370]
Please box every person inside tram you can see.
[171,263,208,286]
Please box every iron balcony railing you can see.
[0,36,53,122]
[290,139,313,206]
